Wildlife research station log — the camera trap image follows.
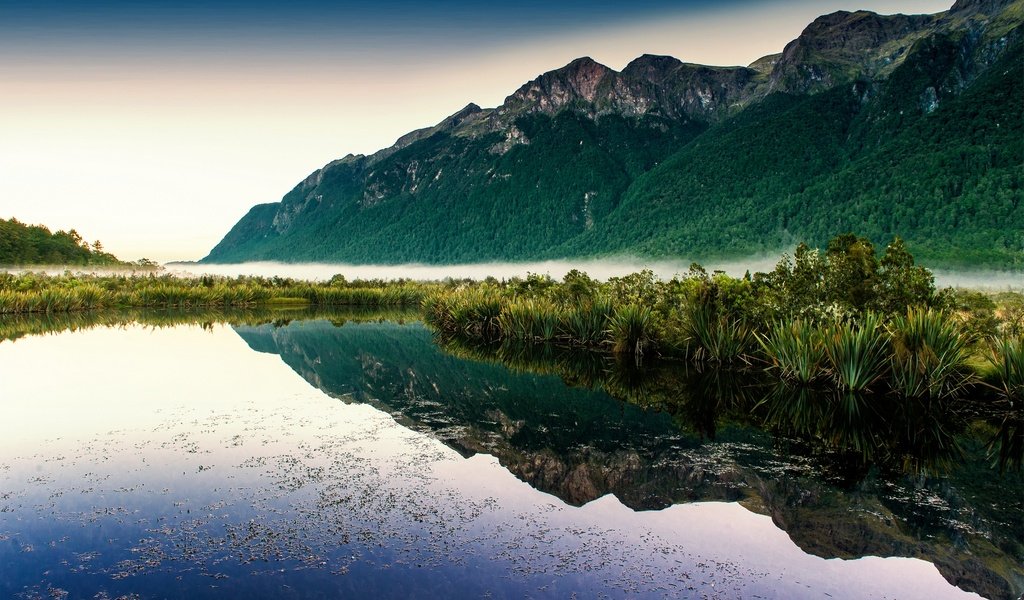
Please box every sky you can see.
[1,0,953,262]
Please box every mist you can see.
[5,256,1019,291]
[173,258,1023,290]
[168,256,784,283]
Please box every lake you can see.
[1,309,1021,599]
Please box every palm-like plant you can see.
[888,308,973,400]
[823,313,889,392]
[758,320,826,384]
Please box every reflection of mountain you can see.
[234,319,1023,600]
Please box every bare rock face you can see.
[502,57,614,116]
[766,10,937,94]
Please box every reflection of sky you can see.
[0,0,952,262]
[0,323,981,598]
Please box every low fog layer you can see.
[6,258,1019,291]
[173,258,1022,290]
[169,257,782,283]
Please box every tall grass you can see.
[0,273,431,314]
[758,320,826,384]
[607,303,653,354]
[560,298,613,347]
[888,308,973,399]
[498,298,563,341]
[683,304,754,364]
[823,313,889,393]
[988,337,1024,404]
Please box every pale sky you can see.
[0,0,952,262]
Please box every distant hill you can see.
[205,0,1024,268]
[0,218,124,266]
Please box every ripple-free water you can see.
[0,318,1016,599]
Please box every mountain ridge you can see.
[204,0,1023,267]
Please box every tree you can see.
[825,233,878,311]
[872,237,935,313]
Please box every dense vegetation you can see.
[423,234,1024,403]
[0,218,126,266]
[0,272,436,314]
[205,8,1023,268]
[575,35,1024,267]
[207,112,704,263]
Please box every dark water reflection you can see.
[233,320,1023,599]
[1,309,1022,599]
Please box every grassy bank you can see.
[0,272,440,314]
[422,236,1024,403]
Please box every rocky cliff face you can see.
[765,11,937,93]
[494,55,757,122]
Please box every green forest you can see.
[204,13,1023,269]
[0,218,124,266]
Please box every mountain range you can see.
[204,0,1024,268]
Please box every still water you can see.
[0,311,1020,599]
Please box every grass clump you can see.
[888,308,974,400]
[823,313,889,393]
[758,320,826,384]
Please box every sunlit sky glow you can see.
[1,0,951,262]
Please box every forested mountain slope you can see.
[205,0,1023,268]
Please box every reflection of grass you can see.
[0,306,420,343]
[433,331,1016,476]
[0,272,434,314]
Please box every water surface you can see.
[0,312,1020,599]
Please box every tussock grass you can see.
[758,320,826,384]
[888,308,974,399]
[823,314,889,393]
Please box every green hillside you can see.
[205,1,1023,268]
[569,35,1024,267]
[0,218,124,266]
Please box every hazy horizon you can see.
[1,0,951,263]
[6,256,1006,290]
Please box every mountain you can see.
[204,0,1024,268]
